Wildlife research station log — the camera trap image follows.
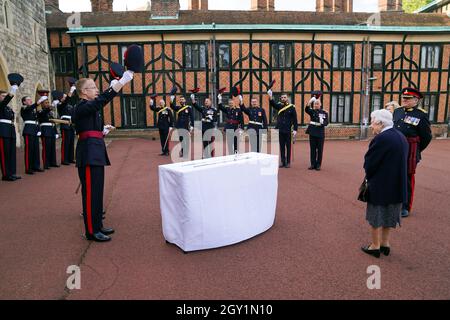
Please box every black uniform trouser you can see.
[0,136,16,178]
[279,131,292,165]
[248,127,262,153]
[225,127,239,155]
[61,129,75,164]
[202,126,216,159]
[78,165,104,235]
[23,134,40,172]
[41,136,57,168]
[159,128,169,154]
[178,127,190,157]
[309,135,325,168]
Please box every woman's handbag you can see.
[358,178,369,202]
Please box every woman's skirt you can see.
[366,202,402,228]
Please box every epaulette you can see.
[417,107,428,114]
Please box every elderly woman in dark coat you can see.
[362,109,408,258]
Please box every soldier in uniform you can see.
[0,80,22,181]
[305,93,329,171]
[169,94,194,158]
[217,93,244,155]
[191,93,219,158]
[239,94,268,153]
[36,92,59,169]
[54,92,76,165]
[268,90,298,168]
[393,87,432,218]
[72,71,134,242]
[21,96,43,174]
[149,96,173,156]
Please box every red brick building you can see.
[46,0,450,139]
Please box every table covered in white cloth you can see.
[158,152,279,252]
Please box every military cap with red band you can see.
[124,45,144,73]
[401,87,422,99]
[218,87,227,94]
[37,90,50,97]
[110,62,125,81]
[189,88,200,94]
[311,91,323,99]
[231,86,241,97]
[8,73,24,86]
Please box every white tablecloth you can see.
[158,152,279,252]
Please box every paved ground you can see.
[0,138,449,300]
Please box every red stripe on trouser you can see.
[86,166,93,235]
[409,174,415,212]
[0,138,6,175]
[41,137,46,166]
[25,136,29,171]
[61,131,65,163]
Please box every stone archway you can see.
[0,51,9,93]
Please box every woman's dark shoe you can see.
[361,245,380,258]
[100,227,115,235]
[380,246,390,256]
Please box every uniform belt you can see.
[61,116,72,120]
[78,130,104,140]
[24,121,38,125]
[202,119,213,123]
[40,122,54,127]
[309,121,322,126]
[249,121,263,126]
[227,120,240,125]
[0,119,13,125]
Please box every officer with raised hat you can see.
[53,90,76,165]
[169,87,194,158]
[21,95,43,174]
[72,45,141,242]
[150,94,173,156]
[393,87,432,217]
[267,88,298,168]
[217,88,244,155]
[0,73,23,181]
[305,91,329,171]
[37,90,59,169]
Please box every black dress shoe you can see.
[315,166,321,171]
[70,161,76,164]
[2,176,15,181]
[44,167,50,170]
[401,209,409,218]
[26,171,34,175]
[12,175,21,180]
[380,246,390,256]
[50,164,60,168]
[100,227,115,235]
[285,163,291,168]
[308,166,315,170]
[361,245,380,258]
[33,168,44,172]
[85,232,111,242]
[61,162,70,166]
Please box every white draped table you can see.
[158,153,279,252]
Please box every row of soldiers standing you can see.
[0,75,77,182]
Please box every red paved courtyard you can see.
[0,138,449,299]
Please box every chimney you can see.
[45,0,61,12]
[188,0,208,10]
[379,0,402,11]
[316,0,353,12]
[151,0,180,19]
[91,0,113,12]
[251,0,275,11]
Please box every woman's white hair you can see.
[371,109,393,128]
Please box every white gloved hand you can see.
[170,95,175,103]
[119,70,134,86]
[52,100,59,108]
[267,89,273,98]
[169,127,173,131]
[37,96,48,105]
[293,130,297,137]
[37,131,42,137]
[238,95,243,104]
[189,126,194,133]
[190,94,195,102]
[217,94,222,104]
[110,79,119,88]
[308,97,316,106]
[55,134,60,139]
[10,85,19,95]
[150,99,154,106]
[70,85,76,94]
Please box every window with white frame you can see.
[422,94,438,122]
[333,44,353,69]
[271,43,292,69]
[331,94,352,123]
[372,45,384,70]
[421,45,440,69]
[185,43,207,69]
